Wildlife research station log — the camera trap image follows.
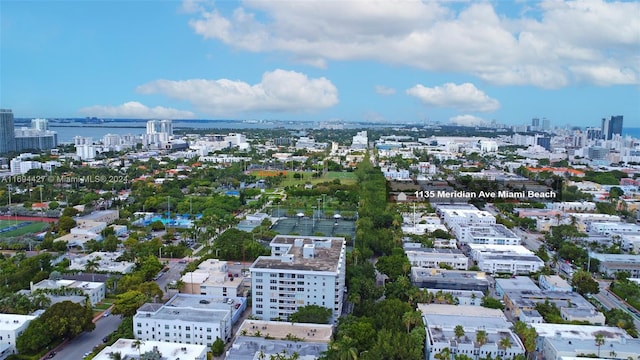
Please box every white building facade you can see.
[250,236,347,323]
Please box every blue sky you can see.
[1,0,639,128]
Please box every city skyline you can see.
[1,0,639,127]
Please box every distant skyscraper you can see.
[146,120,160,134]
[536,136,551,151]
[531,118,540,130]
[542,118,550,131]
[0,109,16,154]
[160,119,173,135]
[602,115,623,140]
[31,118,48,131]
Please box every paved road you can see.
[592,280,640,330]
[156,258,188,298]
[45,314,123,359]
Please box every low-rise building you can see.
[181,259,247,298]
[590,253,640,278]
[425,289,484,306]
[533,323,640,360]
[420,304,525,360]
[454,224,521,246]
[539,275,572,292]
[405,248,469,270]
[495,276,540,298]
[0,313,39,360]
[93,339,207,360]
[504,289,605,325]
[440,208,496,229]
[68,251,135,274]
[133,293,242,346]
[469,244,544,275]
[30,279,105,305]
[226,320,332,359]
[411,268,489,292]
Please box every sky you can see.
[1,0,639,128]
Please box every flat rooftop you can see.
[93,339,206,360]
[469,244,533,255]
[252,236,345,272]
[237,320,332,342]
[532,323,628,340]
[418,304,506,319]
[0,313,37,330]
[468,224,520,239]
[136,294,237,323]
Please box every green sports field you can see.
[0,220,49,237]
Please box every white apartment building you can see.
[180,259,246,297]
[469,244,544,275]
[351,130,368,150]
[405,248,469,270]
[440,208,496,229]
[30,279,105,305]
[93,339,207,360]
[533,324,640,360]
[68,251,135,274]
[133,294,234,346]
[250,235,347,323]
[0,313,39,360]
[420,304,525,360]
[454,224,521,245]
[589,222,640,236]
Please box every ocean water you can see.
[624,127,640,139]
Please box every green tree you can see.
[480,296,504,310]
[289,305,332,324]
[572,270,599,295]
[112,290,148,317]
[58,215,76,233]
[16,300,94,355]
[211,337,225,356]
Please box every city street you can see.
[43,314,122,360]
[592,280,640,330]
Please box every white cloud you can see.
[449,114,487,127]
[185,0,640,87]
[78,101,195,119]
[136,69,338,116]
[375,85,396,96]
[406,83,500,112]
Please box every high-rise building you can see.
[602,115,623,140]
[536,136,551,151]
[531,118,540,130]
[31,118,48,131]
[14,118,58,151]
[250,235,347,323]
[542,118,550,131]
[0,109,16,154]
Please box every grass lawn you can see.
[0,220,48,238]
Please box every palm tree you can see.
[474,330,488,360]
[132,339,145,358]
[330,336,358,360]
[108,352,122,360]
[595,333,605,358]
[85,258,100,282]
[402,310,422,334]
[498,336,512,358]
[454,325,465,344]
